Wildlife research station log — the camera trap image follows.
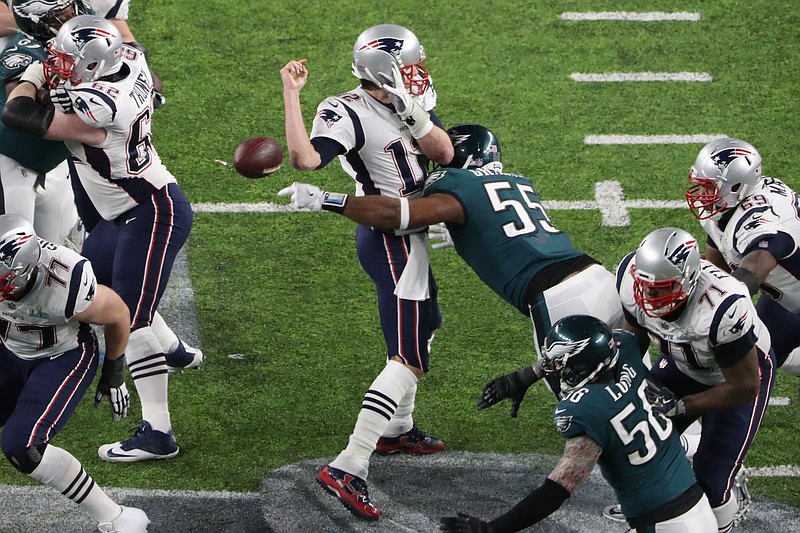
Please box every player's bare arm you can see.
[682,347,760,415]
[337,193,463,230]
[547,435,601,493]
[3,66,106,145]
[416,124,454,165]
[73,285,130,361]
[622,317,651,354]
[281,59,321,170]
[703,244,731,272]
[733,249,778,294]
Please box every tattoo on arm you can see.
[548,436,601,493]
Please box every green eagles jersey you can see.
[423,167,584,314]
[0,33,71,173]
[553,331,697,520]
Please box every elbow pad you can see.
[2,96,55,137]
[731,267,760,296]
[125,41,149,59]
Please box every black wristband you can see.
[488,478,571,532]
[731,267,760,296]
[321,192,348,214]
[101,356,126,387]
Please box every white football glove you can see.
[277,182,324,211]
[381,64,433,139]
[49,83,73,113]
[94,357,130,422]
[428,222,454,250]
[20,60,47,90]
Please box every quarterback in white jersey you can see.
[687,138,800,373]
[3,15,192,464]
[616,227,776,532]
[0,214,151,533]
[281,24,454,522]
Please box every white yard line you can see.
[561,12,701,22]
[571,72,712,82]
[585,134,727,145]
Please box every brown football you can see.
[233,137,283,179]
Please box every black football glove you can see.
[440,513,493,532]
[644,379,686,418]
[477,365,538,418]
[94,356,130,422]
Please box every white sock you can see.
[712,494,738,533]
[30,445,120,524]
[780,347,800,376]
[126,327,171,432]
[383,383,416,438]
[150,311,180,353]
[330,360,418,479]
[680,420,702,460]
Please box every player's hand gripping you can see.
[94,356,130,422]
[477,365,539,418]
[440,513,493,532]
[49,83,73,113]
[645,380,686,417]
[428,222,454,250]
[277,182,324,211]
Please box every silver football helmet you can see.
[10,0,90,43]
[686,138,763,220]
[351,24,429,96]
[44,14,123,87]
[0,214,41,302]
[632,227,701,318]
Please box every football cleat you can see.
[733,466,752,526]
[98,506,150,533]
[602,503,626,523]
[375,425,445,455]
[165,340,204,373]
[316,465,381,521]
[99,421,179,463]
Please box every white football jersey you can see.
[0,240,96,360]
[617,254,771,385]
[65,45,176,220]
[89,0,130,20]
[310,85,436,202]
[701,177,800,312]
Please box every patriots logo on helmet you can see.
[71,27,116,50]
[0,233,33,268]
[357,38,404,60]
[2,53,32,70]
[710,147,755,172]
[667,240,696,269]
[317,109,342,128]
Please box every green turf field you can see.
[3,0,799,514]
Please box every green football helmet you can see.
[10,0,91,43]
[445,123,502,172]
[541,315,619,392]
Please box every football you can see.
[233,137,283,179]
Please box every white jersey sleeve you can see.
[310,96,358,152]
[89,0,131,20]
[0,241,97,360]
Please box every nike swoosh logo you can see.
[728,309,737,319]
[105,449,136,458]
[554,408,567,414]
[125,217,137,224]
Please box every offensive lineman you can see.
[686,137,800,375]
[2,15,192,463]
[617,227,775,532]
[0,214,149,532]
